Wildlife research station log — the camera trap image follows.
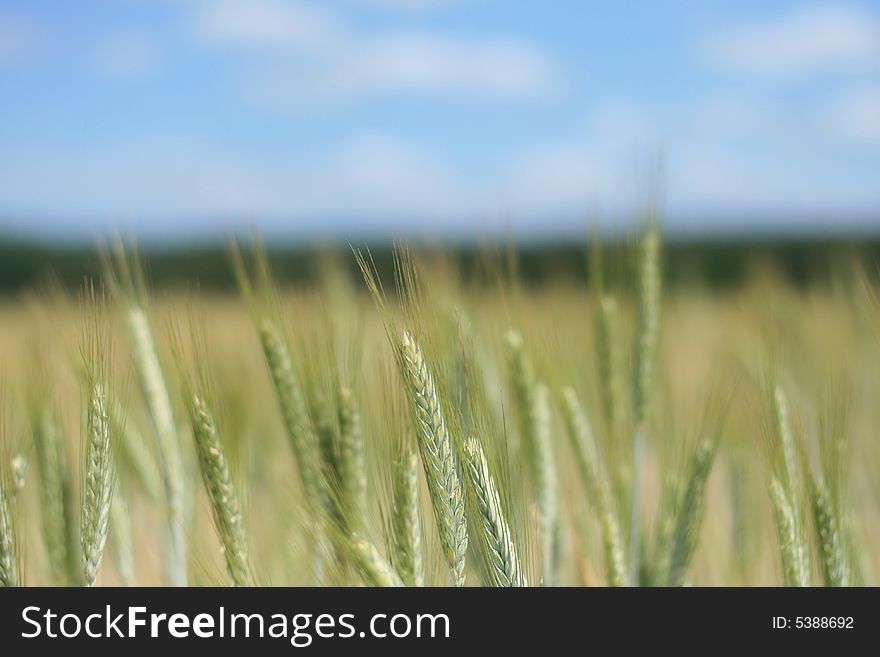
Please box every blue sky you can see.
[0,0,878,241]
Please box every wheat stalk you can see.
[311,387,340,490]
[81,382,114,587]
[259,319,326,515]
[187,394,251,586]
[810,476,849,587]
[560,387,626,586]
[0,476,19,587]
[110,481,135,585]
[338,386,368,531]
[769,386,811,586]
[597,294,626,443]
[633,227,661,428]
[666,437,718,586]
[128,305,187,586]
[772,386,799,494]
[111,395,161,502]
[400,331,468,587]
[392,447,424,586]
[649,474,679,586]
[463,437,527,587]
[505,330,557,584]
[10,455,26,498]
[33,410,77,585]
[768,477,810,587]
[350,533,404,587]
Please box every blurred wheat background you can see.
[1,229,878,587]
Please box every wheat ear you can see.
[463,437,527,587]
[505,330,557,584]
[627,228,661,584]
[560,387,626,586]
[81,383,114,587]
[769,477,810,587]
[311,387,340,488]
[666,437,718,586]
[770,386,811,586]
[338,386,368,531]
[349,534,404,587]
[392,447,424,586]
[773,386,799,494]
[10,455,26,498]
[188,394,251,587]
[633,227,660,428]
[597,294,626,442]
[259,319,326,515]
[810,476,849,587]
[649,474,679,586]
[0,476,19,587]
[400,331,468,587]
[34,410,76,584]
[128,305,187,586]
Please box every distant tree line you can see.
[1,236,878,295]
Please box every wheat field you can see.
[0,232,878,587]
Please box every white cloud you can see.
[310,33,557,100]
[190,0,558,103]
[3,106,878,239]
[664,101,880,223]
[353,0,467,12]
[710,4,880,77]
[491,144,603,218]
[669,143,880,225]
[0,133,616,238]
[194,0,340,52]
[92,31,160,78]
[827,86,880,141]
[484,94,880,227]
[0,136,474,237]
[686,95,780,140]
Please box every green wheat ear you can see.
[259,319,327,517]
[33,409,77,585]
[0,474,19,587]
[81,383,114,588]
[626,226,662,586]
[392,447,424,587]
[127,299,187,586]
[400,331,468,587]
[349,534,404,587]
[768,385,811,587]
[338,385,368,532]
[504,330,557,584]
[633,227,661,429]
[560,387,626,587]
[809,476,849,587]
[596,294,626,445]
[769,477,809,587]
[187,394,252,587]
[665,437,720,586]
[463,436,527,587]
[773,386,799,494]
